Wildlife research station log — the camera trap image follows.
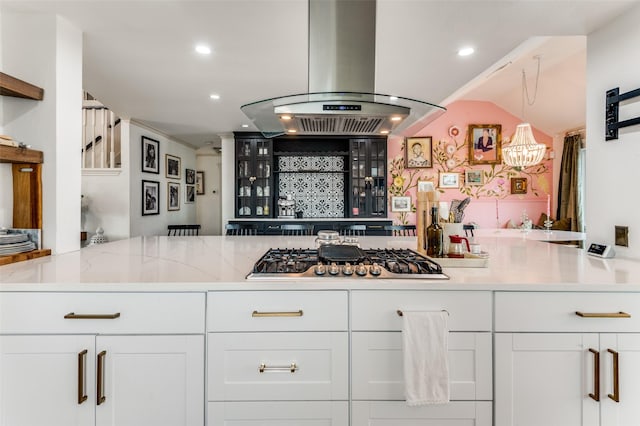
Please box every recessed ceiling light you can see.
[209,94,220,100]
[241,124,249,128]
[391,116,402,122]
[195,44,211,55]
[458,46,475,57]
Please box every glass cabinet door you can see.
[235,137,273,218]
[349,138,387,218]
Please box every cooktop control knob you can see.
[314,263,326,276]
[342,262,353,276]
[328,262,340,275]
[369,262,382,276]
[355,263,368,277]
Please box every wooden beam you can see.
[0,72,44,100]
[0,145,43,164]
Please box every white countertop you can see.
[0,233,638,291]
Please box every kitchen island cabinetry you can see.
[495,292,640,426]
[0,292,205,426]
[350,291,493,425]
[207,291,349,425]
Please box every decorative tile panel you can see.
[278,156,345,218]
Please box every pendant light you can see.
[502,56,546,169]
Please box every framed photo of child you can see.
[405,137,433,168]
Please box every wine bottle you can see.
[427,206,444,257]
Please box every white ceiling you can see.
[3,0,637,147]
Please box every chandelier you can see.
[503,56,547,169]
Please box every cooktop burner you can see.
[247,247,448,280]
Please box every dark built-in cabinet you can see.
[233,132,387,221]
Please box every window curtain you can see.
[556,133,584,232]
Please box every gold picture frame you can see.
[405,136,433,168]
[510,177,527,194]
[464,169,484,186]
[468,124,502,165]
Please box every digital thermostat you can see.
[587,243,615,258]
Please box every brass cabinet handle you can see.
[258,362,298,373]
[77,350,88,404]
[588,348,600,401]
[252,310,303,318]
[608,349,620,402]
[575,311,631,318]
[96,350,107,405]
[65,312,121,320]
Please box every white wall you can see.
[1,11,82,254]
[81,119,131,242]
[129,121,197,236]
[196,149,222,235]
[587,3,640,258]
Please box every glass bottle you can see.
[427,206,444,257]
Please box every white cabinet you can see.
[350,291,492,426]
[495,292,640,426]
[0,335,95,426]
[207,291,349,426]
[0,292,205,426]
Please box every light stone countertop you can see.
[0,233,638,292]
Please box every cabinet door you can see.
[352,401,492,426]
[352,332,492,401]
[495,333,599,426]
[600,333,640,426]
[349,138,386,218]
[208,401,349,426]
[0,335,95,426]
[95,335,204,426]
[235,137,272,218]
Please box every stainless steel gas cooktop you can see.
[246,246,449,280]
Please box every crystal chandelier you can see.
[503,56,547,168]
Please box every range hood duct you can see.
[241,0,445,137]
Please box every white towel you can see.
[401,310,450,405]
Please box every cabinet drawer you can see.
[352,332,492,401]
[0,292,205,334]
[352,401,492,426]
[495,292,640,332]
[351,291,492,331]
[208,401,348,425]
[207,332,348,401]
[207,291,348,331]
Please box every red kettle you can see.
[449,235,470,252]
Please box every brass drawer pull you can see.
[575,311,631,318]
[96,350,107,405]
[588,348,600,401]
[77,349,88,404]
[252,310,303,318]
[608,349,620,402]
[65,312,121,320]
[259,362,298,373]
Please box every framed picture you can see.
[404,136,433,168]
[185,168,195,184]
[417,179,435,192]
[468,124,502,165]
[142,180,160,216]
[141,136,160,174]
[185,185,195,203]
[391,196,411,212]
[439,172,460,189]
[510,177,528,194]
[167,182,180,211]
[166,154,181,179]
[465,169,484,186]
[196,171,205,195]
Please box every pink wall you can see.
[387,100,553,228]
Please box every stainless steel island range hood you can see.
[241,0,446,138]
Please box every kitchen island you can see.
[1,234,639,426]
